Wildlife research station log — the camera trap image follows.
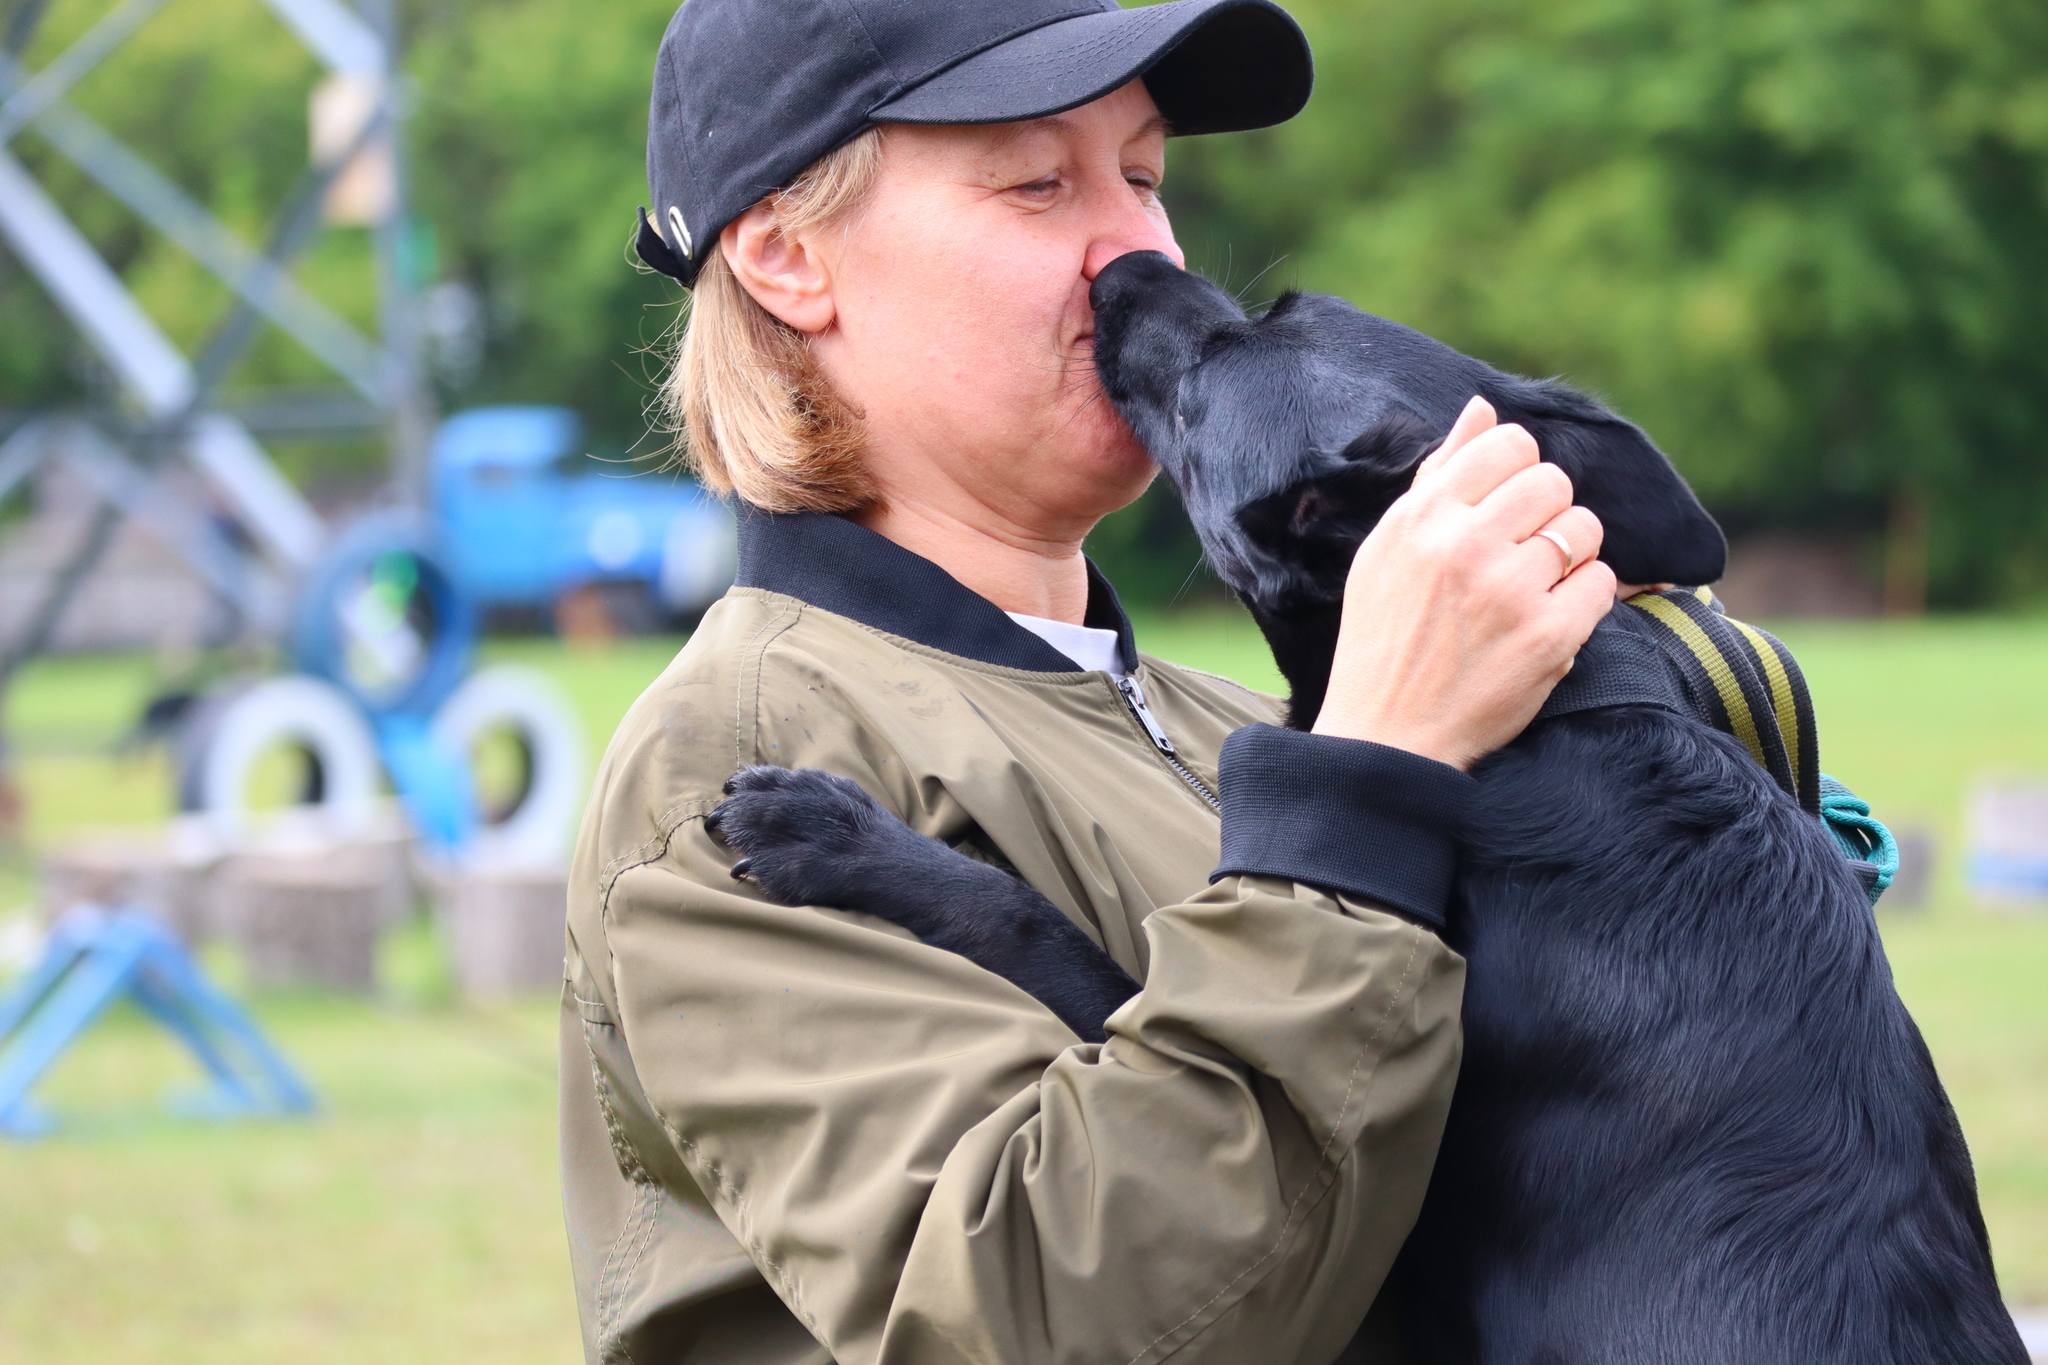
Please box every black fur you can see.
[1089,252,1726,614]
[1093,249,1727,731]
[1406,709,2015,1362]
[707,255,2024,1362]
[708,766,1136,1043]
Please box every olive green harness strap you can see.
[1622,586,1820,816]
[1534,585,1818,815]
[1534,585,1897,902]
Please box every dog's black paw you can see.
[708,766,936,911]
[711,767,1141,1041]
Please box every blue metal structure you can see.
[429,405,732,617]
[0,906,316,1138]
[176,405,731,863]
[291,510,478,719]
[1970,851,2048,900]
[285,511,479,853]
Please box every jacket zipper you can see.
[1116,675,1222,812]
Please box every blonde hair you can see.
[658,129,884,512]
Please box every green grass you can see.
[1,979,572,1364]
[2,651,178,846]
[0,639,687,1365]
[1,611,2045,1364]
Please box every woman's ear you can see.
[721,203,837,335]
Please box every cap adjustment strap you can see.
[633,207,691,283]
[665,206,695,261]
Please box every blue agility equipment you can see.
[185,405,724,864]
[374,710,477,853]
[289,511,480,854]
[291,510,478,721]
[0,907,315,1138]
[1966,784,2048,900]
[430,405,734,619]
[1971,852,2048,900]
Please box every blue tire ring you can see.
[291,511,477,720]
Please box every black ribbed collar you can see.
[733,507,1139,674]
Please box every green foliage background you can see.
[1172,0,2048,605]
[3,0,2045,603]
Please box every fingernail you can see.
[730,858,752,881]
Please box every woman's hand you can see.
[1311,397,1616,771]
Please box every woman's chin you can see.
[1047,411,1152,484]
[1065,444,1161,521]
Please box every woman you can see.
[563,1,1615,1362]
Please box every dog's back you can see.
[1392,640,2022,1363]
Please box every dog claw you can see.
[730,857,753,881]
[722,776,739,796]
[703,809,723,839]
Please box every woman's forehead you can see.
[882,84,1170,171]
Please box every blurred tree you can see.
[1168,0,2048,606]
[0,0,678,480]
[7,0,2045,606]
[1,0,397,491]
[406,0,678,446]
[0,0,336,407]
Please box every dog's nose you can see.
[1088,250,1184,313]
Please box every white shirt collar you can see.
[1004,611,1127,678]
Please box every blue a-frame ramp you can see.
[0,905,316,1137]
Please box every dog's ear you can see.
[1236,411,1438,596]
[1494,380,1728,587]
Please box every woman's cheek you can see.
[1070,386,1153,470]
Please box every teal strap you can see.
[1819,774,1898,903]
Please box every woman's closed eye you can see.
[1005,171,1161,206]
[1008,173,1063,202]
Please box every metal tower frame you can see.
[0,0,432,668]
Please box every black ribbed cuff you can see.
[1211,724,1475,933]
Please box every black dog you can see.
[709,253,2024,1363]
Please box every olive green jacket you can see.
[561,511,1469,1365]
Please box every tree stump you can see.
[218,862,383,991]
[40,835,215,944]
[227,829,416,929]
[439,868,567,998]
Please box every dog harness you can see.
[1537,585,1899,902]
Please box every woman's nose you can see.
[1081,194,1183,282]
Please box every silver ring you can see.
[1534,528,1574,574]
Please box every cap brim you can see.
[871,0,1311,137]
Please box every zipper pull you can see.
[1117,676,1177,756]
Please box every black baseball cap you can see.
[635,0,1312,286]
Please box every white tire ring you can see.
[429,665,585,869]
[198,675,383,845]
